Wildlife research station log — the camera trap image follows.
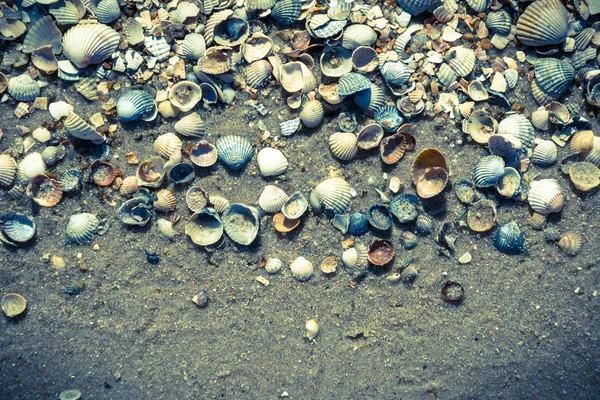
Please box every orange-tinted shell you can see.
[415,166,449,198]
[89,160,117,186]
[154,189,177,211]
[26,174,63,207]
[367,239,395,266]
[273,212,300,233]
[557,231,583,256]
[570,130,594,153]
[120,176,139,195]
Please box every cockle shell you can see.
[0,155,17,187]
[290,256,313,281]
[22,15,62,54]
[557,231,583,256]
[65,112,105,144]
[215,135,255,170]
[329,132,358,161]
[320,46,352,78]
[528,179,565,215]
[182,33,206,60]
[175,112,206,137]
[569,130,594,153]
[516,0,568,47]
[243,60,273,88]
[117,90,157,123]
[312,177,352,214]
[259,185,289,213]
[497,113,535,148]
[154,133,182,159]
[96,0,121,24]
[472,155,505,188]
[62,21,120,68]
[185,208,223,246]
[445,46,476,77]
[531,140,557,166]
[396,0,440,15]
[534,58,575,98]
[169,81,202,112]
[282,192,308,219]
[222,203,260,246]
[299,100,324,128]
[144,36,170,61]
[66,213,98,244]
[190,141,218,167]
[8,74,40,102]
[278,61,317,93]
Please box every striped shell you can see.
[357,123,384,150]
[153,189,177,212]
[341,24,377,50]
[196,46,232,75]
[119,176,138,196]
[186,186,209,212]
[290,256,313,282]
[258,185,289,213]
[222,203,260,245]
[144,36,170,61]
[209,194,229,213]
[271,0,301,25]
[154,133,182,159]
[299,100,324,128]
[66,213,98,244]
[486,10,512,35]
[534,58,575,98]
[49,1,80,25]
[569,130,594,153]
[215,135,255,170]
[504,69,519,89]
[353,84,386,115]
[581,137,600,166]
[531,140,557,166]
[465,0,489,12]
[380,62,411,86]
[22,15,62,54]
[0,213,36,244]
[338,73,371,96]
[472,155,505,188]
[516,0,568,47]
[190,140,218,167]
[312,177,352,214]
[341,243,369,278]
[569,162,600,192]
[446,46,475,77]
[497,113,535,148]
[396,0,440,15]
[175,112,206,137]
[492,221,524,254]
[182,33,206,60]
[26,174,62,207]
[123,19,144,45]
[62,22,120,68]
[528,179,565,215]
[117,90,156,123]
[96,0,121,24]
[257,147,288,177]
[329,132,358,161]
[65,112,105,144]
[7,74,39,102]
[0,155,17,187]
[240,34,273,63]
[557,231,583,256]
[244,60,273,88]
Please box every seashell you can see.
[531,108,550,130]
[96,0,121,24]
[182,33,206,61]
[486,10,512,35]
[490,72,507,93]
[570,130,594,153]
[279,61,316,93]
[492,221,524,255]
[569,162,600,192]
[271,0,302,25]
[31,45,59,75]
[88,160,116,186]
[433,4,455,23]
[144,36,170,62]
[0,155,17,187]
[497,113,535,148]
[380,62,411,86]
[445,46,476,78]
[581,137,600,166]
[197,46,232,75]
[245,0,275,11]
[119,176,138,196]
[329,132,358,161]
[213,16,249,47]
[356,124,384,151]
[273,213,300,233]
[367,204,393,231]
[62,22,120,68]
[348,212,369,236]
[465,0,489,12]
[319,46,352,78]
[64,112,105,144]
[118,196,153,226]
[318,83,346,105]
[204,10,233,46]
[338,73,371,96]
[215,135,255,170]
[240,34,273,63]
[516,0,568,47]
[189,140,218,168]
[117,90,157,123]
[169,81,202,112]
[200,83,218,104]
[48,101,74,121]
[467,199,497,232]
[488,134,522,168]
[66,213,98,244]
[527,212,546,230]
[26,174,62,207]
[305,319,319,339]
[290,256,313,281]
[175,112,206,137]
[504,69,519,90]
[534,58,575,99]
[312,177,352,215]
[22,15,63,54]
[575,28,595,51]
[368,239,395,266]
[168,163,195,185]
[467,80,488,101]
[380,133,409,165]
[437,63,457,87]
[75,77,98,100]
[244,60,273,88]
[411,148,448,189]
[222,203,260,245]
[557,232,583,256]
[259,185,289,213]
[454,178,479,204]
[351,46,379,73]
[17,153,46,183]
[282,192,308,219]
[494,167,521,197]
[265,258,283,274]
[257,148,288,177]
[154,133,182,159]
[1,19,26,41]
[395,0,439,15]
[353,84,387,116]
[531,78,554,105]
[137,157,166,188]
[1,293,27,318]
[472,155,505,188]
[374,105,404,133]
[389,193,419,223]
[123,19,144,45]
[528,179,565,215]
[8,74,40,102]
[299,100,324,129]
[341,243,369,278]
[0,213,35,245]
[14,103,31,119]
[307,14,346,39]
[547,101,570,125]
[531,140,558,166]
[414,165,448,198]
[185,208,223,246]
[571,48,597,70]
[186,186,209,212]
[280,118,301,136]
[0,72,7,94]
[330,214,350,234]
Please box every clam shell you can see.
[280,118,301,136]
[467,199,497,232]
[581,137,600,166]
[258,185,289,213]
[446,46,475,77]
[49,0,80,26]
[531,78,554,105]
[319,46,352,78]
[329,132,358,160]
[497,113,535,148]
[175,112,206,137]
[66,213,98,244]
[168,163,195,185]
[504,69,519,90]
[569,130,594,153]
[290,256,313,281]
[0,213,36,245]
[123,19,144,46]
[492,221,524,254]
[472,155,505,188]
[494,167,521,197]
[486,9,512,35]
[186,186,209,212]
[271,0,301,25]
[196,46,232,75]
[0,155,17,187]
[357,123,384,150]
[528,179,565,215]
[8,74,40,102]
[185,208,223,246]
[338,73,371,96]
[120,176,138,196]
[213,17,249,47]
[222,203,260,245]
[96,0,121,24]
[136,157,166,188]
[22,15,62,54]
[182,33,206,61]
[367,204,393,231]
[26,174,62,207]
[244,60,273,88]
[380,62,411,86]
[341,243,369,278]
[169,81,202,112]
[240,33,273,63]
[468,80,488,101]
[531,140,558,166]
[411,149,448,187]
[282,191,308,219]
[279,61,316,93]
[569,162,600,192]
[312,177,352,214]
[117,90,156,123]
[215,135,255,170]
[348,212,369,236]
[516,0,568,47]
[154,133,182,159]
[396,0,440,15]
[299,100,324,128]
[437,63,457,87]
[118,197,153,226]
[575,28,595,51]
[534,58,575,98]
[415,166,448,198]
[245,0,275,11]
[531,108,550,130]
[465,0,488,12]
[557,232,583,256]
[65,112,105,144]
[353,84,386,115]
[144,36,170,62]
[368,239,395,266]
[204,10,233,46]
[62,22,120,68]
[319,83,346,105]
[351,46,379,73]
[209,194,230,214]
[190,140,218,167]
[1,293,27,318]
[257,147,288,177]
[380,133,409,165]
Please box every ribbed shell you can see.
[190,140,218,167]
[329,132,358,161]
[531,140,557,166]
[290,256,313,281]
[320,46,352,78]
[581,137,600,166]
[49,1,80,25]
[8,74,40,102]
[22,15,62,54]
[175,112,206,137]
[437,63,457,87]
[307,14,346,39]
[244,60,273,88]
[209,194,229,213]
[280,118,301,136]
[154,133,182,159]
[485,10,512,34]
[123,19,144,45]
[117,90,156,123]
[299,100,324,128]
[341,24,377,50]
[497,114,535,148]
[341,243,369,277]
[569,130,594,153]
[504,69,519,89]
[0,155,17,187]
[96,0,121,23]
[258,185,289,213]
[380,62,411,85]
[271,0,301,25]
[492,221,524,254]
[144,36,170,62]
[215,135,255,170]
[534,58,575,98]
[338,73,371,96]
[574,28,595,51]
[571,48,596,70]
[367,204,393,231]
[353,84,386,115]
[396,0,440,15]
[472,155,505,188]
[186,186,209,212]
[446,46,475,77]
[182,33,206,60]
[313,177,352,214]
[279,61,316,93]
[516,0,568,47]
[0,213,36,244]
[185,208,223,246]
[65,112,105,144]
[374,105,404,133]
[222,204,260,245]
[465,0,489,12]
[62,22,120,68]
[153,189,177,212]
[357,123,384,150]
[257,147,288,177]
[528,179,565,215]
[348,212,369,236]
[66,213,98,244]
[557,232,583,256]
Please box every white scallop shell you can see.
[244,60,273,88]
[328,132,358,161]
[65,112,106,144]
[313,177,352,214]
[181,33,206,60]
[531,140,558,166]
[96,0,121,23]
[123,19,144,45]
[290,256,313,281]
[62,22,120,68]
[531,108,549,130]
[299,100,324,128]
[22,15,62,54]
[8,74,40,102]
[528,179,565,215]
[497,113,535,148]
[258,185,289,213]
[154,132,182,159]
[66,213,99,244]
[341,24,377,50]
[174,112,206,137]
[17,153,46,182]
[446,46,475,77]
[257,148,288,177]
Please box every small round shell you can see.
[259,185,289,213]
[557,231,583,256]
[66,213,99,244]
[570,130,594,153]
[185,208,223,246]
[2,293,27,318]
[341,24,377,50]
[341,243,369,278]
[282,192,308,219]
[119,176,139,196]
[472,155,505,188]
[257,148,288,177]
[17,153,46,182]
[516,0,568,47]
[222,203,260,245]
[305,319,319,339]
[154,133,182,159]
[569,162,600,192]
[528,179,565,215]
[492,221,524,255]
[175,112,206,137]
[329,132,358,161]
[531,140,558,166]
[8,74,40,102]
[215,135,255,170]
[190,140,218,167]
[169,81,202,112]
[299,100,324,129]
[186,186,209,212]
[154,189,177,212]
[62,22,120,68]
[117,90,157,123]
[290,256,313,281]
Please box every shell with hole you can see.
[169,81,202,112]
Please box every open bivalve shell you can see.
[169,81,202,112]
[222,203,260,245]
[185,208,224,247]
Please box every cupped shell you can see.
[117,90,157,123]
[0,213,36,245]
[259,185,289,213]
[169,81,202,112]
[186,186,209,212]
[26,174,63,207]
[299,100,324,128]
[8,74,40,102]
[278,61,317,93]
[312,177,352,214]
[329,132,358,161]
[175,112,206,137]
[190,140,218,167]
[154,133,182,159]
[516,0,568,47]
[185,208,224,246]
[215,135,255,170]
[282,191,308,219]
[472,155,505,188]
[222,203,260,245]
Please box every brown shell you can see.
[570,130,594,153]
[367,239,395,266]
[467,199,498,232]
[120,176,139,196]
[273,212,300,233]
[26,174,63,207]
[89,160,117,186]
[415,166,449,198]
[411,148,448,185]
[189,140,218,167]
[320,256,338,274]
[379,133,407,165]
[527,212,546,230]
[557,231,583,256]
[154,189,177,211]
[196,46,231,75]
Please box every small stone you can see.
[59,389,81,400]
[458,252,472,264]
[192,290,209,308]
[256,276,270,286]
[52,255,66,269]
[92,244,100,251]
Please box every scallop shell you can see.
[7,74,40,102]
[186,186,209,212]
[215,135,255,170]
[581,137,600,166]
[290,256,313,281]
[169,81,202,112]
[341,243,369,278]
[351,46,379,73]
[396,0,440,15]
[204,10,232,46]
[151,189,176,212]
[271,0,301,25]
[574,28,595,51]
[380,62,411,86]
[62,22,120,68]
[240,33,273,63]
[446,46,476,77]
[312,177,352,214]
[528,179,565,215]
[123,19,144,45]
[181,33,206,61]
[319,46,352,78]
[22,15,62,54]
[65,112,105,144]
[154,133,182,159]
[89,160,116,186]
[144,36,170,62]
[213,17,249,47]
[257,147,288,177]
[492,221,524,254]
[117,90,157,123]
[472,155,505,188]
[185,208,224,246]
[504,69,519,90]
[175,112,206,137]
[244,60,273,88]
[557,231,583,256]
[49,0,80,25]
[531,140,557,166]
[531,108,550,130]
[437,63,457,87]
[196,46,232,75]
[26,174,62,207]
[569,130,594,153]
[516,0,568,47]
[338,73,371,96]
[66,213,98,244]
[494,167,521,197]
[375,105,404,133]
[329,132,358,161]
[465,0,489,12]
[0,155,17,187]
[486,10,512,35]
[0,213,36,245]
[299,100,324,129]
[258,185,289,213]
[280,118,301,136]
[209,194,229,213]
[96,0,121,24]
[353,84,386,115]
[119,176,138,196]
[307,14,346,39]
[279,61,316,93]
[190,140,218,167]
[222,203,260,245]
[497,113,535,148]
[534,58,575,98]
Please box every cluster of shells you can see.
[1,0,599,294]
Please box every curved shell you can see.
[357,123,384,150]
[348,212,369,236]
[341,243,369,278]
[488,134,522,167]
[531,140,558,166]
[136,157,166,188]
[558,232,583,256]
[486,10,512,35]
[581,137,600,166]
[307,14,346,39]
[279,61,317,93]
[222,203,260,245]
[244,60,273,88]
[497,113,535,148]
[570,130,595,153]
[8,74,40,102]
[472,155,505,188]
[446,46,476,77]
[320,46,352,78]
[380,133,409,165]
[528,179,565,215]
[209,193,230,213]
[569,162,600,192]
[186,186,209,212]
[175,112,206,137]
[462,110,497,144]
[467,199,497,232]
[299,100,324,129]
[169,81,202,112]
[380,62,411,86]
[257,147,288,177]
[0,155,17,187]
[1,293,27,318]
[32,46,59,74]
[492,221,524,254]
[26,174,62,207]
[411,148,448,186]
[117,90,157,123]
[153,189,177,212]
[17,153,46,183]
[0,213,36,245]
[144,36,170,61]
[466,0,488,12]
[196,46,232,75]
[271,0,302,25]
[22,15,62,54]
[290,256,313,281]
[154,133,182,159]
[468,81,488,102]
[117,198,153,226]
[504,69,519,90]
[123,19,144,45]
[182,33,206,60]
[65,112,105,144]
[240,33,273,63]
[329,132,358,161]
[213,17,249,47]
[168,163,195,185]
[66,213,98,244]
[353,84,386,115]
[258,185,289,213]
[367,204,393,231]
[351,46,379,73]
[375,105,404,133]
[282,191,308,219]
[185,208,224,246]
[338,73,371,96]
[312,177,352,214]
[396,0,440,15]
[494,167,521,197]
[96,0,121,24]
[516,0,568,47]
[89,160,116,186]
[534,58,575,98]
[190,140,218,167]
[62,22,120,68]
[215,135,255,170]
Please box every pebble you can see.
[92,244,100,251]
[256,276,270,286]
[52,255,66,268]
[458,252,472,264]
[192,290,209,308]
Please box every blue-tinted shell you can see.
[0,213,36,245]
[473,155,505,188]
[200,82,218,104]
[492,221,524,254]
[116,90,156,123]
[353,84,387,115]
[389,194,419,223]
[222,203,260,245]
[271,0,301,25]
[169,163,195,184]
[374,105,404,132]
[380,62,411,86]
[534,58,575,98]
[396,0,440,15]
[215,135,255,170]
[367,204,393,231]
[66,213,98,244]
[331,213,350,234]
[338,73,371,96]
[415,214,435,234]
[348,212,369,236]
[59,169,82,193]
[118,198,153,226]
